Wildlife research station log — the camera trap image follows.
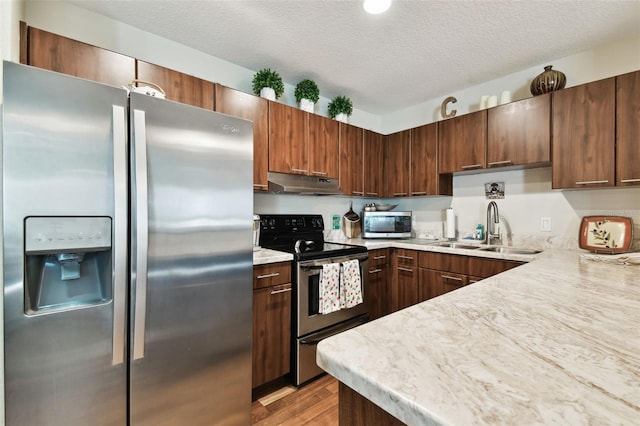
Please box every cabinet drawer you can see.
[369,248,390,266]
[418,252,468,274]
[467,257,523,278]
[394,249,417,267]
[253,262,291,289]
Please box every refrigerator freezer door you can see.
[2,62,128,425]
[128,93,254,425]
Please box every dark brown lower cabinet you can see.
[368,249,391,320]
[418,252,524,302]
[252,262,292,388]
[391,249,419,311]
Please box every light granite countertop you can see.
[252,247,293,265]
[316,246,640,425]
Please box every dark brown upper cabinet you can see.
[26,26,134,87]
[136,61,214,109]
[339,123,364,196]
[487,94,551,168]
[616,70,640,187]
[438,110,487,174]
[552,78,615,189]
[385,130,411,197]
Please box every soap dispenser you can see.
[475,224,484,240]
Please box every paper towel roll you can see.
[445,208,456,240]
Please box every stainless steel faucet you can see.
[485,201,501,245]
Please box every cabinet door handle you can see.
[620,178,640,183]
[397,255,414,260]
[373,255,386,260]
[291,168,309,173]
[411,191,427,195]
[441,274,463,281]
[311,171,327,176]
[393,192,407,196]
[397,267,414,273]
[257,272,280,279]
[369,268,382,274]
[487,160,512,167]
[461,164,482,170]
[575,180,609,185]
[366,192,378,196]
[270,287,292,295]
[353,191,364,195]
[253,183,268,188]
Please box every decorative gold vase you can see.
[530,65,566,96]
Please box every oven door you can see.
[295,253,369,337]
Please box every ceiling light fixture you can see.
[363,0,391,14]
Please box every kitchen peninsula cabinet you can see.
[136,61,214,109]
[368,249,391,320]
[616,70,640,187]
[438,110,487,174]
[487,94,551,168]
[363,130,386,197]
[215,85,269,190]
[385,130,411,197]
[391,249,419,311]
[25,26,134,87]
[252,262,292,388]
[339,123,364,196]
[552,77,615,189]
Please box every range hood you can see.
[268,172,342,195]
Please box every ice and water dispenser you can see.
[24,217,113,315]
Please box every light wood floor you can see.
[251,374,339,425]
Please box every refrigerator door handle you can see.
[112,105,127,365]
[132,109,149,360]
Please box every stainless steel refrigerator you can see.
[2,61,254,425]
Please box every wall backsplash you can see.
[254,167,640,251]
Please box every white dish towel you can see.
[319,263,341,314]
[340,259,363,309]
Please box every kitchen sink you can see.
[478,247,542,255]
[431,242,482,250]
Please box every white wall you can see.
[381,36,640,134]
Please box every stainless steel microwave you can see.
[362,211,412,239]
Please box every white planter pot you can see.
[259,87,276,101]
[334,113,348,123]
[299,98,315,113]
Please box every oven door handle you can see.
[299,316,369,345]
[300,255,369,271]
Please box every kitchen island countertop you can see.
[316,247,640,425]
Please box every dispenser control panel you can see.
[25,217,112,254]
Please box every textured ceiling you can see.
[68,0,640,115]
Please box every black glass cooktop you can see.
[258,214,367,261]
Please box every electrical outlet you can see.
[540,217,552,232]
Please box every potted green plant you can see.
[294,79,320,112]
[252,68,284,101]
[328,95,353,123]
